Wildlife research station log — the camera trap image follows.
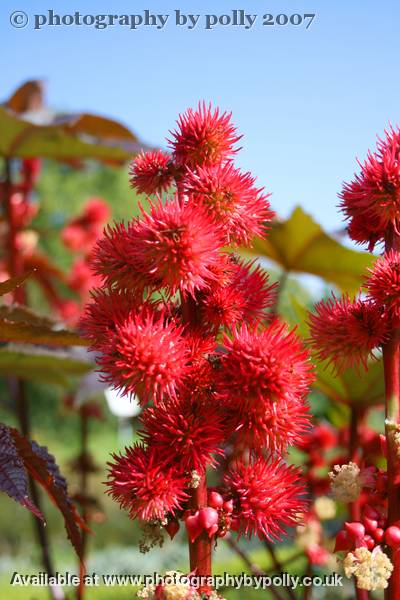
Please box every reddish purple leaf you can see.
[0,424,43,519]
[11,429,84,559]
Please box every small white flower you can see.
[343,546,393,591]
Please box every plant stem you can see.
[3,158,64,600]
[302,562,312,600]
[349,405,363,522]
[179,292,212,577]
[264,541,297,600]
[77,410,89,600]
[383,228,400,600]
[225,537,288,600]
[12,380,65,600]
[188,472,212,576]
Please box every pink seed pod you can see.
[198,507,219,530]
[185,512,203,543]
[363,516,378,533]
[345,521,365,540]
[385,526,400,548]
[208,491,224,509]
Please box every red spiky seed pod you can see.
[97,307,189,405]
[106,444,189,521]
[129,150,174,195]
[184,161,273,245]
[309,294,388,372]
[340,126,400,248]
[131,198,223,296]
[169,102,241,168]
[225,455,307,540]
[140,396,225,473]
[365,251,400,323]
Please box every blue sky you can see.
[2,0,399,230]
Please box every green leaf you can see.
[0,106,138,163]
[0,320,88,347]
[245,206,374,294]
[0,345,92,386]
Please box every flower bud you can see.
[385,526,400,548]
[208,491,224,509]
[334,530,351,552]
[223,499,234,513]
[363,517,378,533]
[345,521,365,540]
[374,528,385,543]
[198,507,219,530]
[185,512,202,543]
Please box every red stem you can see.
[180,292,212,577]
[189,473,212,576]
[349,406,364,522]
[383,229,400,600]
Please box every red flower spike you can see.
[106,444,189,521]
[309,294,388,372]
[365,250,400,323]
[131,198,223,296]
[79,287,146,349]
[129,150,174,195]
[79,105,315,569]
[184,162,273,246]
[340,126,400,248]
[91,221,150,292]
[218,321,313,451]
[169,102,241,168]
[224,456,307,541]
[199,259,277,329]
[140,396,225,472]
[98,307,189,405]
